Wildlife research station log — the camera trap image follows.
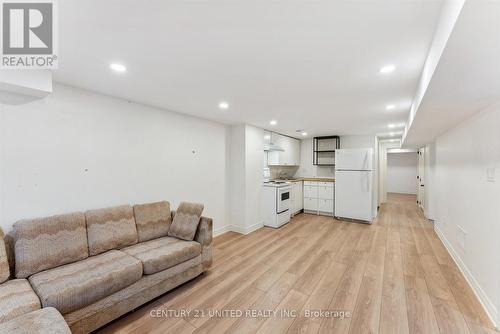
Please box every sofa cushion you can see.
[85,205,138,256]
[29,250,142,314]
[0,279,40,324]
[133,201,171,242]
[0,228,10,283]
[122,237,201,275]
[0,307,71,334]
[168,202,204,241]
[13,212,88,279]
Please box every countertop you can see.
[277,177,335,183]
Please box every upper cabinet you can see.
[313,136,340,166]
[267,132,300,166]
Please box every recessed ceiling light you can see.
[270,120,277,126]
[219,102,229,110]
[388,123,397,128]
[301,132,307,136]
[110,63,126,72]
[380,65,396,74]
[386,104,396,110]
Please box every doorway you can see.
[417,147,425,209]
[386,151,418,197]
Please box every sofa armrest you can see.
[194,217,213,270]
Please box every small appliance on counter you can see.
[261,181,291,228]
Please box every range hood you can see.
[264,143,284,152]
[263,131,285,152]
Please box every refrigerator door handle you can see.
[366,172,370,192]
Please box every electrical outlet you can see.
[456,225,467,251]
[486,167,496,182]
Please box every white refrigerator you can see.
[335,148,374,223]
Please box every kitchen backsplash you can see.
[296,165,335,178]
[269,166,299,179]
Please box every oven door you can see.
[277,186,291,213]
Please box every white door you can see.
[336,149,374,171]
[417,148,425,209]
[335,170,373,221]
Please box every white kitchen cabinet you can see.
[303,184,318,198]
[290,181,303,216]
[318,199,334,214]
[318,186,334,199]
[304,197,318,211]
[267,133,300,166]
[303,181,335,216]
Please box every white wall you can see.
[0,84,228,234]
[227,124,264,234]
[430,103,500,325]
[386,152,418,194]
[227,125,246,233]
[295,139,335,178]
[244,125,264,232]
[378,140,402,204]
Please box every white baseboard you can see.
[213,222,264,237]
[228,221,264,235]
[435,225,498,327]
[213,225,231,237]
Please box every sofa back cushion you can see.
[13,212,88,279]
[168,202,204,241]
[85,205,138,256]
[0,228,10,283]
[133,201,171,242]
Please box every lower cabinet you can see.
[304,197,318,211]
[303,181,335,216]
[318,199,334,214]
[290,181,303,216]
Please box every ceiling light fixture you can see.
[270,120,277,126]
[301,132,307,136]
[388,124,397,128]
[380,64,396,74]
[219,102,229,110]
[110,63,126,72]
[386,104,395,110]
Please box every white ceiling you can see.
[404,0,500,147]
[55,0,443,139]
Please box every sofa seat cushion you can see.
[0,279,40,324]
[122,237,201,275]
[29,250,142,314]
[0,307,71,334]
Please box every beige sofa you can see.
[0,228,71,333]
[4,200,212,334]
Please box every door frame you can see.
[417,147,425,209]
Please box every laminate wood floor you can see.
[98,193,497,334]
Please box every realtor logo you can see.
[1,0,57,69]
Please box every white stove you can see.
[261,181,291,228]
